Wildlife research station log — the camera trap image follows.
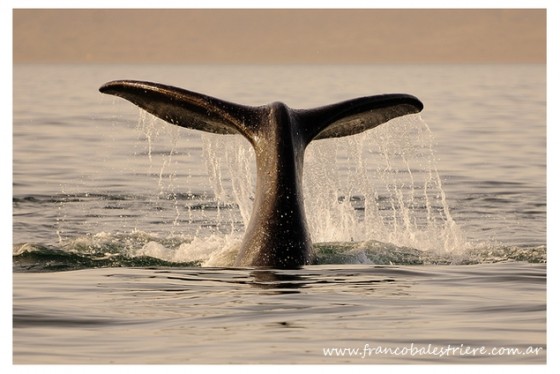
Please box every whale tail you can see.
[99,80,423,147]
[99,80,423,268]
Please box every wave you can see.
[13,231,546,272]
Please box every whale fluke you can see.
[99,80,423,268]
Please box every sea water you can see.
[12,64,546,364]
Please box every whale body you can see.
[99,80,423,268]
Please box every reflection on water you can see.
[250,270,306,293]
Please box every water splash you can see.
[137,112,185,232]
[200,133,255,232]
[200,114,467,255]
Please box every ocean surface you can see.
[12,64,546,364]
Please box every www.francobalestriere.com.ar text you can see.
[323,343,544,358]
